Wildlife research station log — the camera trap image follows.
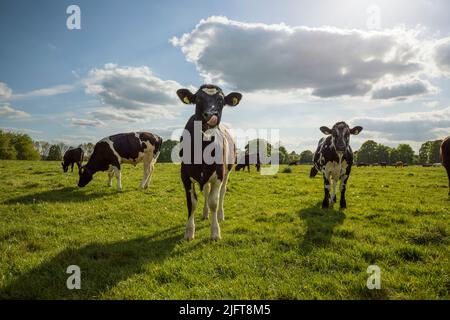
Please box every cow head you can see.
[177,84,242,129]
[78,166,93,187]
[320,122,363,152]
[61,162,69,173]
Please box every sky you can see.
[1,0,450,152]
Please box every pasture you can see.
[0,160,449,299]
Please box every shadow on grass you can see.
[0,226,183,299]
[2,187,118,204]
[298,203,346,253]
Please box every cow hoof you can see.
[184,229,195,241]
[322,201,329,209]
[210,234,221,241]
[210,227,221,241]
[340,202,347,209]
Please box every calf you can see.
[177,84,242,240]
[235,153,261,172]
[78,132,162,190]
[62,147,84,173]
[310,122,363,209]
[441,136,450,195]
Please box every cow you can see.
[235,153,261,172]
[380,162,387,168]
[441,136,450,195]
[309,122,363,209]
[177,84,242,241]
[62,147,84,173]
[356,162,368,167]
[395,161,404,168]
[78,132,162,191]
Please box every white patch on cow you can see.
[202,87,218,96]
[324,159,348,203]
[107,166,114,187]
[112,165,122,191]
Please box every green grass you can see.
[0,160,449,299]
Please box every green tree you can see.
[47,144,62,161]
[158,139,179,163]
[299,150,313,164]
[375,144,390,163]
[396,144,415,164]
[419,141,432,164]
[428,140,442,163]
[356,140,378,164]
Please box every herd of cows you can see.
[60,84,450,240]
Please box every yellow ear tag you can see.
[183,97,190,104]
[232,97,238,106]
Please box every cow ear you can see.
[350,126,363,135]
[225,92,242,107]
[176,89,195,105]
[320,126,332,135]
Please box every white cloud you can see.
[71,118,104,127]
[172,16,435,99]
[12,84,76,100]
[434,37,450,74]
[350,107,450,142]
[0,104,29,118]
[84,63,183,120]
[371,78,437,100]
[0,82,12,100]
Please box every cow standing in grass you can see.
[441,136,450,195]
[62,147,84,173]
[177,84,242,241]
[78,132,162,190]
[310,122,363,209]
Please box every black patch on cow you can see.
[441,137,450,195]
[62,147,84,172]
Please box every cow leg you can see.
[247,164,250,173]
[339,175,349,209]
[202,182,210,220]
[76,162,81,173]
[140,155,152,189]
[322,175,331,208]
[183,174,197,241]
[112,166,122,191]
[331,177,338,205]
[107,167,114,187]
[209,176,222,240]
[445,166,450,195]
[71,163,74,172]
[144,158,156,189]
[217,170,230,222]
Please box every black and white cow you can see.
[310,122,363,209]
[177,84,242,241]
[62,147,84,173]
[441,136,450,195]
[78,132,162,190]
[235,153,261,172]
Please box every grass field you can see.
[0,160,449,299]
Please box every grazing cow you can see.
[422,163,433,167]
[380,162,387,168]
[177,84,242,241]
[78,132,162,190]
[289,160,300,166]
[441,137,450,195]
[395,161,404,168]
[356,162,368,167]
[235,153,261,172]
[62,147,84,173]
[310,122,363,209]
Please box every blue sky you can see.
[1,0,450,152]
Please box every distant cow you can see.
[235,153,261,172]
[441,137,450,195]
[395,161,404,168]
[62,147,84,173]
[177,84,242,241]
[78,132,162,190]
[356,162,368,167]
[310,122,363,209]
[380,162,387,168]
[289,160,300,166]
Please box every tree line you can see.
[0,130,444,165]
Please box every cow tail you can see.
[154,136,163,160]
